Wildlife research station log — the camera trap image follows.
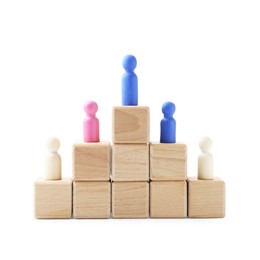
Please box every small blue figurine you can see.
[122,55,138,106]
[160,102,176,143]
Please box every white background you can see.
[0,0,260,259]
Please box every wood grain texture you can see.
[112,106,150,144]
[73,141,110,181]
[34,178,72,219]
[73,181,111,219]
[150,181,187,218]
[188,177,225,218]
[112,144,149,181]
[112,182,149,218]
[150,142,187,180]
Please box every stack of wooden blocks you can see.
[112,106,150,218]
[34,54,226,219]
[73,141,111,218]
[150,142,187,218]
[34,107,226,219]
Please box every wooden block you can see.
[73,141,110,181]
[34,178,72,219]
[73,181,111,218]
[112,106,150,143]
[150,181,187,218]
[188,177,225,218]
[150,142,187,180]
[112,182,149,218]
[112,144,149,181]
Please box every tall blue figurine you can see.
[160,102,176,143]
[122,55,138,106]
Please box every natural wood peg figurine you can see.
[198,137,213,180]
[44,137,62,180]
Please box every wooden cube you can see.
[73,141,110,181]
[112,182,149,218]
[73,181,111,218]
[112,144,149,181]
[34,178,72,219]
[188,177,225,218]
[112,106,150,143]
[150,142,187,180]
[150,181,187,218]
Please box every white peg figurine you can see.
[198,137,213,180]
[44,137,62,180]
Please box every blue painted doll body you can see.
[160,102,176,143]
[122,55,138,106]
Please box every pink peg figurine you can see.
[83,101,100,142]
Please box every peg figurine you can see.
[198,137,213,180]
[122,55,138,106]
[83,101,100,142]
[160,102,176,143]
[44,137,62,180]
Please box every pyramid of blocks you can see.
[34,55,226,219]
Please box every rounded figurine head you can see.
[84,101,98,117]
[122,55,137,72]
[199,137,213,152]
[46,137,60,153]
[162,102,175,118]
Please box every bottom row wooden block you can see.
[112,182,149,218]
[188,177,225,218]
[73,181,111,219]
[34,178,73,219]
[150,181,187,218]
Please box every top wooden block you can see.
[73,141,110,181]
[150,142,187,180]
[112,106,150,144]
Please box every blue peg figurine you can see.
[122,55,138,106]
[160,102,176,143]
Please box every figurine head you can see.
[162,102,176,118]
[84,101,98,117]
[122,55,137,72]
[46,137,60,153]
[199,137,213,152]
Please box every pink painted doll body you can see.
[83,101,100,142]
